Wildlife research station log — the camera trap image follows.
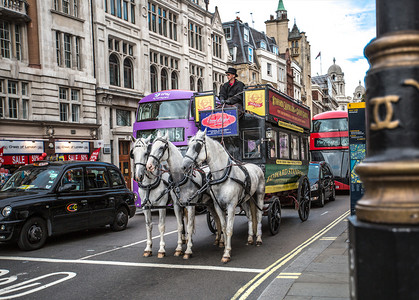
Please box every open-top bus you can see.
[310,110,350,191]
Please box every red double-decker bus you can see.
[310,111,349,191]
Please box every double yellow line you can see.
[231,210,350,300]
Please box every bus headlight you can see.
[2,206,12,217]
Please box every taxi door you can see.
[52,167,90,234]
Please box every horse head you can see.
[182,129,207,172]
[130,135,152,182]
[146,131,169,175]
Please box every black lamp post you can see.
[349,0,419,299]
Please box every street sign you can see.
[348,102,366,215]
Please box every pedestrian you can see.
[219,67,245,116]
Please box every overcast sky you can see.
[208,0,376,98]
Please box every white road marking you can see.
[320,211,329,216]
[79,229,178,260]
[0,271,76,299]
[0,256,264,274]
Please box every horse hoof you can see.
[247,241,254,245]
[174,250,183,257]
[157,252,165,258]
[183,253,192,260]
[143,251,152,257]
[213,240,219,246]
[256,241,263,246]
[221,256,231,264]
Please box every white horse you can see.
[131,135,184,258]
[146,132,222,259]
[182,130,265,263]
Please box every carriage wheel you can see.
[206,211,217,234]
[297,176,311,222]
[268,197,281,235]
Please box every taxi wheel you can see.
[18,217,47,251]
[111,206,129,231]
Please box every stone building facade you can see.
[0,0,228,188]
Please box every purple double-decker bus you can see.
[132,90,199,204]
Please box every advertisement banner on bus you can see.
[194,94,215,122]
[268,90,310,129]
[199,108,239,137]
[245,89,266,116]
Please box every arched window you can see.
[161,69,168,91]
[124,58,133,89]
[171,72,178,89]
[190,76,195,91]
[109,54,120,86]
[150,65,157,93]
[213,83,217,95]
[197,79,203,92]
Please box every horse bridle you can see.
[184,137,207,165]
[130,142,152,182]
[147,137,169,167]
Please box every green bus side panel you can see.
[265,163,309,193]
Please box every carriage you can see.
[194,84,312,235]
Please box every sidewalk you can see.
[260,219,350,300]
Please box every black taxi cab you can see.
[0,161,136,250]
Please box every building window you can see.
[272,45,279,55]
[60,87,81,123]
[171,72,178,89]
[105,0,135,23]
[116,109,131,126]
[15,24,21,61]
[244,28,249,42]
[0,21,10,59]
[123,58,133,89]
[188,22,202,51]
[190,76,194,91]
[60,103,69,121]
[0,97,4,118]
[150,65,157,93]
[109,54,120,86]
[248,46,253,63]
[148,2,177,41]
[55,31,81,69]
[8,98,18,119]
[229,46,237,62]
[212,33,222,59]
[197,79,203,92]
[260,40,266,50]
[267,63,272,76]
[161,68,168,91]
[53,0,79,17]
[223,27,232,40]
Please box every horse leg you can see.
[221,205,236,263]
[207,204,222,246]
[157,208,167,258]
[183,206,195,259]
[241,201,254,245]
[173,203,184,256]
[213,202,226,249]
[143,209,153,257]
[255,190,264,246]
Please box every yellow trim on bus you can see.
[265,182,299,193]
[275,160,303,165]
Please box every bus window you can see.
[269,132,277,159]
[243,130,261,159]
[291,134,300,160]
[301,136,308,161]
[279,132,289,159]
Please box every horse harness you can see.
[187,137,254,210]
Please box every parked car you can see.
[308,161,336,207]
[0,161,136,250]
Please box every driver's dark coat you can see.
[219,79,245,107]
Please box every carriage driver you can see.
[219,67,245,115]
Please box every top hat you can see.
[225,67,238,77]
